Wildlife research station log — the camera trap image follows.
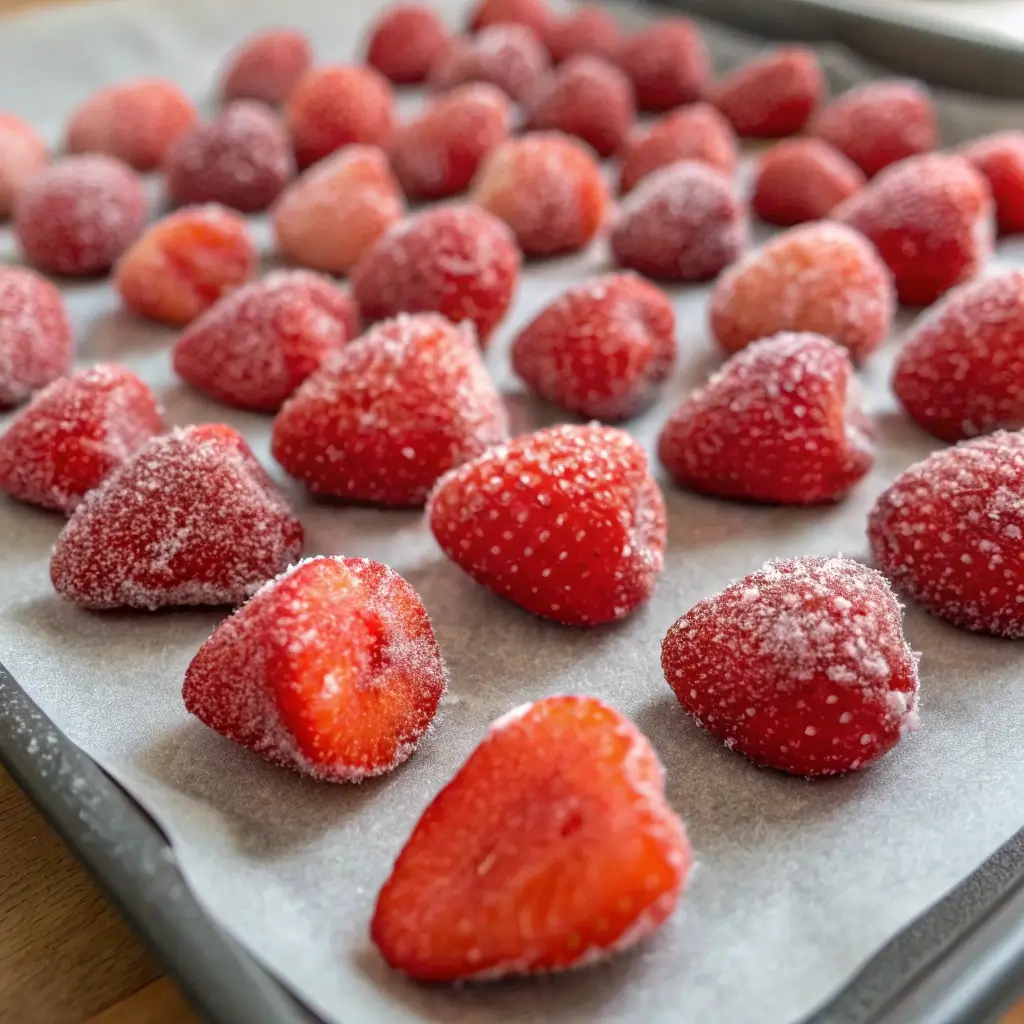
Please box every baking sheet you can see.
[1,1,1023,1022]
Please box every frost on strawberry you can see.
[372,695,690,981]
[658,332,873,505]
[868,431,1024,637]
[50,424,303,610]
[662,556,920,776]
[427,423,666,626]
[183,556,447,781]
[0,365,163,512]
[272,313,508,507]
[893,271,1024,442]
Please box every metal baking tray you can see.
[2,1,1024,1022]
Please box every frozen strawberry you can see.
[661,556,920,777]
[0,268,72,408]
[173,271,359,413]
[428,423,666,626]
[892,271,1024,442]
[429,24,549,103]
[709,221,893,361]
[272,145,404,275]
[616,17,709,112]
[546,6,621,65]
[14,155,147,277]
[812,80,937,177]
[373,694,689,981]
[50,424,303,611]
[712,48,823,138]
[834,153,992,307]
[0,114,48,219]
[617,103,737,194]
[751,138,864,227]
[511,272,676,421]
[658,332,872,504]
[472,132,608,256]
[0,365,163,512]
[163,101,294,213]
[961,131,1024,235]
[183,556,447,781]
[390,84,511,200]
[467,0,552,40]
[365,4,449,85]
[351,204,519,343]
[286,65,395,169]
[526,56,634,158]
[273,313,507,506]
[115,204,256,326]
[65,78,197,172]
[220,28,313,106]
[610,161,745,282]
[869,431,1024,636]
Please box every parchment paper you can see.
[1,2,1023,1022]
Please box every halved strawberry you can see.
[272,313,508,507]
[427,423,666,626]
[183,556,447,781]
[372,694,690,981]
[0,364,163,512]
[658,332,874,504]
[661,556,920,777]
[51,423,303,610]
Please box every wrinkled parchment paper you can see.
[1,1,1023,1022]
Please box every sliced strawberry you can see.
[372,694,690,981]
[661,556,920,777]
[712,47,823,138]
[50,424,303,610]
[183,556,447,781]
[272,313,508,507]
[427,423,666,626]
[893,271,1024,442]
[658,332,873,505]
[0,364,163,512]
[173,270,360,412]
[511,272,676,421]
[869,430,1024,637]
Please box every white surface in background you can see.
[0,2,1023,1024]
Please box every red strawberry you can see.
[372,694,690,981]
[811,80,937,177]
[183,556,447,781]
[661,556,920,777]
[365,4,450,85]
[961,131,1024,235]
[546,6,621,65]
[868,430,1024,637]
[511,272,676,421]
[0,364,163,512]
[0,267,72,408]
[834,153,993,307]
[893,271,1024,442]
[616,17,709,112]
[712,48,824,137]
[272,313,508,507]
[751,138,864,227]
[220,28,312,107]
[50,424,303,610]
[427,423,666,626]
[658,332,873,505]
[172,270,360,412]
